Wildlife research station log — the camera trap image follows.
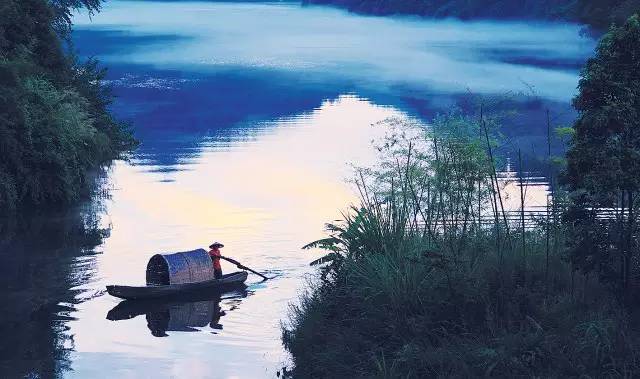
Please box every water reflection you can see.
[0,195,110,378]
[57,95,394,378]
[73,1,594,101]
[107,290,248,337]
[71,0,593,169]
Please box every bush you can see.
[283,115,640,378]
[0,0,135,212]
[564,15,640,297]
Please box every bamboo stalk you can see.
[518,149,526,268]
[545,109,551,293]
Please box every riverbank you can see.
[0,0,135,212]
[302,0,638,30]
[284,238,640,377]
[285,244,640,377]
[282,114,640,377]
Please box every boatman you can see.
[208,242,224,279]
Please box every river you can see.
[0,1,595,378]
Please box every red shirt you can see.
[209,248,222,271]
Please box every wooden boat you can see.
[106,249,248,300]
[106,271,248,300]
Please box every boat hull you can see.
[106,271,249,300]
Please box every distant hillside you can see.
[303,0,640,29]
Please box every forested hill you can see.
[303,0,640,29]
[0,0,135,212]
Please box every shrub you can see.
[564,14,640,297]
[0,0,135,212]
[283,114,640,378]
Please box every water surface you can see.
[1,2,595,377]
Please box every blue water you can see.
[72,1,595,167]
[0,2,596,378]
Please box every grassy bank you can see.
[0,0,135,212]
[282,113,640,377]
[303,0,639,30]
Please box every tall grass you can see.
[282,114,640,378]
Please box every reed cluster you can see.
[282,114,640,378]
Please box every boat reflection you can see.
[106,289,248,337]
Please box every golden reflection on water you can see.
[67,96,402,378]
[61,96,551,378]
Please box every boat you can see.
[106,249,249,300]
[106,271,248,300]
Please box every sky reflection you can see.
[73,1,595,101]
[65,95,400,378]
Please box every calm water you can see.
[0,1,595,378]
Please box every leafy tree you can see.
[564,14,640,296]
[49,0,103,37]
[575,0,640,29]
[0,0,135,212]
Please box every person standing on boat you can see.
[208,242,224,279]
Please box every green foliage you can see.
[0,0,67,74]
[555,126,575,139]
[303,0,639,29]
[564,14,640,294]
[49,0,103,37]
[284,259,639,378]
[284,113,640,378]
[0,0,135,211]
[567,14,640,195]
[574,0,640,29]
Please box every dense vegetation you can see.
[565,15,640,297]
[0,0,134,212]
[283,15,640,378]
[304,0,640,29]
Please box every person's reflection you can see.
[146,309,170,337]
[145,299,227,337]
[209,302,226,330]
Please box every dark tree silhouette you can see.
[0,0,134,212]
[49,0,103,36]
[565,14,640,296]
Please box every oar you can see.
[219,255,270,281]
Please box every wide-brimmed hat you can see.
[209,242,224,248]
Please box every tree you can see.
[0,0,135,212]
[565,14,640,296]
[49,0,103,37]
[575,0,640,29]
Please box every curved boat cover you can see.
[146,249,215,285]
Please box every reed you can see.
[282,113,640,378]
